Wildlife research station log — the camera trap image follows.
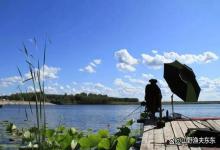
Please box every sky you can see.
[0,0,220,101]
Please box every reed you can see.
[17,40,48,149]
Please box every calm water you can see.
[0,104,220,149]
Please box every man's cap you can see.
[149,79,157,83]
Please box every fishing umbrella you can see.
[164,60,201,102]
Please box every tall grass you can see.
[18,40,48,149]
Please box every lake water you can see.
[0,104,220,149]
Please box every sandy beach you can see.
[0,99,54,105]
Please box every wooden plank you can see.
[184,120,197,128]
[154,128,165,150]
[171,121,184,138]
[213,119,220,127]
[178,121,188,135]
[141,124,155,146]
[190,147,202,150]
[140,126,154,150]
[171,121,190,150]
[192,121,206,128]
[196,120,213,129]
[163,122,178,150]
[206,120,220,131]
[140,128,149,145]
[182,121,201,150]
[199,121,214,130]
[143,124,155,132]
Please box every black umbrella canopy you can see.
[164,60,201,102]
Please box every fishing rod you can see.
[120,105,142,122]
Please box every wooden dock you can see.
[140,119,220,150]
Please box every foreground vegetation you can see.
[5,119,137,150]
[0,93,139,105]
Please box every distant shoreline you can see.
[0,100,54,105]
[0,93,139,105]
[162,101,220,105]
[1,99,220,105]
[0,99,138,105]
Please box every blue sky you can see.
[0,0,220,101]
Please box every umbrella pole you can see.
[171,94,174,117]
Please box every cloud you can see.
[142,73,155,80]
[90,62,96,67]
[114,78,132,88]
[0,76,22,87]
[79,58,102,73]
[94,59,101,65]
[142,51,218,69]
[24,65,60,80]
[39,81,113,95]
[115,49,138,72]
[113,78,143,98]
[0,65,60,89]
[152,50,158,54]
[44,86,59,94]
[41,65,60,79]
[198,77,220,91]
[72,82,77,85]
[124,75,146,85]
[124,73,154,85]
[116,63,136,72]
[28,82,76,94]
[84,65,96,73]
[142,54,172,69]
[76,82,113,95]
[66,85,71,89]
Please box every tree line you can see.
[0,92,139,105]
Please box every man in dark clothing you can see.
[145,79,162,119]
